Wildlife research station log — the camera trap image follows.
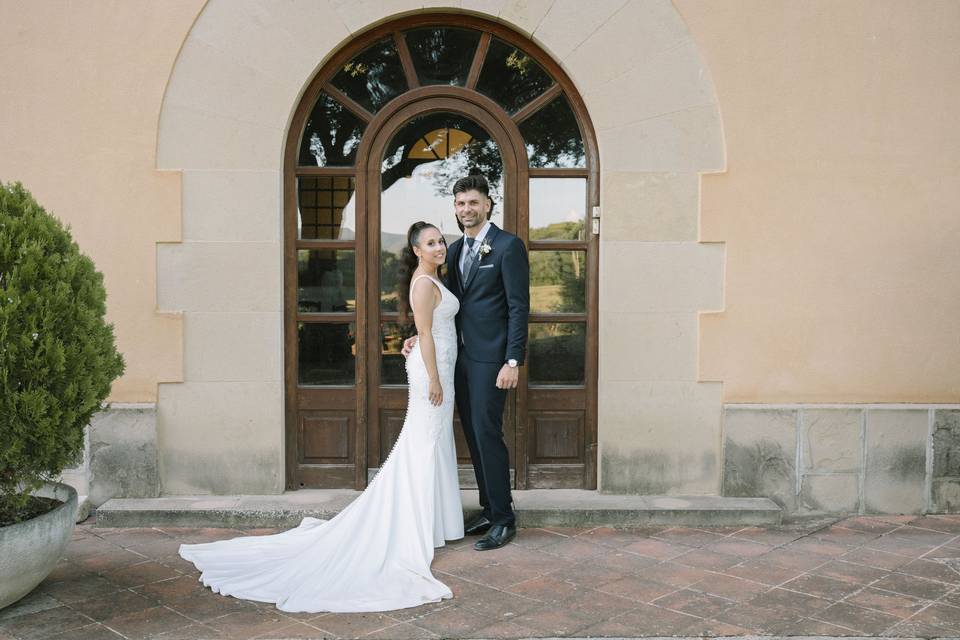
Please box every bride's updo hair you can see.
[398,221,442,324]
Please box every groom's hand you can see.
[496,364,519,389]
[401,335,418,358]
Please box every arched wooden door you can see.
[283,15,599,491]
[363,95,522,487]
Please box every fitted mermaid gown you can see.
[178,274,463,613]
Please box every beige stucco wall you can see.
[0,0,204,402]
[6,1,954,409]
[3,1,958,501]
[676,0,960,403]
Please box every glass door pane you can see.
[529,178,586,240]
[379,112,504,328]
[376,111,507,476]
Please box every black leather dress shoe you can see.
[464,514,492,536]
[474,524,516,551]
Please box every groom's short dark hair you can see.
[452,175,490,199]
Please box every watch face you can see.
[507,359,518,367]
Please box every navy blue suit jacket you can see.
[445,223,529,365]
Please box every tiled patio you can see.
[2,515,960,639]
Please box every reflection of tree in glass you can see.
[298,323,355,385]
[331,38,406,113]
[405,28,480,86]
[529,324,584,385]
[529,250,584,313]
[519,96,585,168]
[430,140,503,206]
[530,221,583,241]
[476,38,554,115]
[381,113,503,201]
[297,250,355,312]
[380,250,402,312]
[381,322,414,385]
[300,93,365,167]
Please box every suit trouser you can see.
[454,354,515,527]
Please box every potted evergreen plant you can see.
[0,181,124,609]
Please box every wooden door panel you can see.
[295,387,358,487]
[526,465,584,488]
[525,387,586,488]
[530,411,583,461]
[299,412,352,462]
[378,410,405,461]
[297,464,356,488]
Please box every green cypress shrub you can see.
[0,182,124,523]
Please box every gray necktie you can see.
[461,236,476,287]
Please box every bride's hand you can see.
[428,377,443,406]
[401,335,418,358]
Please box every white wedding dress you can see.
[179,274,464,613]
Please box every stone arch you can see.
[155,0,726,495]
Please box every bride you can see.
[179,221,464,613]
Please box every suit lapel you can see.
[462,223,499,293]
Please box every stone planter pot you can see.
[0,482,77,610]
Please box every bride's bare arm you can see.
[412,278,443,406]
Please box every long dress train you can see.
[178,274,463,613]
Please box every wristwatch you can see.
[506,359,518,368]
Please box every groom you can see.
[406,175,529,551]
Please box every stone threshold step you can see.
[96,490,780,528]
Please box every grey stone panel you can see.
[932,478,960,513]
[88,406,159,507]
[800,473,859,514]
[864,409,927,514]
[601,446,717,495]
[932,409,960,512]
[802,408,863,473]
[932,409,960,476]
[721,408,798,512]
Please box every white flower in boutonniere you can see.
[478,240,493,260]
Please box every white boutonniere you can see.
[478,240,493,260]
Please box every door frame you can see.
[359,89,527,484]
[283,13,600,491]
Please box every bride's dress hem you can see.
[177,274,463,615]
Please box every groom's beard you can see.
[459,215,486,231]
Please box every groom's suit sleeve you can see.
[502,236,530,365]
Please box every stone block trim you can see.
[722,404,960,516]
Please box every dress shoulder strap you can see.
[408,274,441,313]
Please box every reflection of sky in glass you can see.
[529,178,585,231]
[377,161,501,249]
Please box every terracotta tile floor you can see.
[2,515,960,639]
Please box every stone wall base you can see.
[723,404,960,515]
[65,402,960,516]
[60,404,160,508]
